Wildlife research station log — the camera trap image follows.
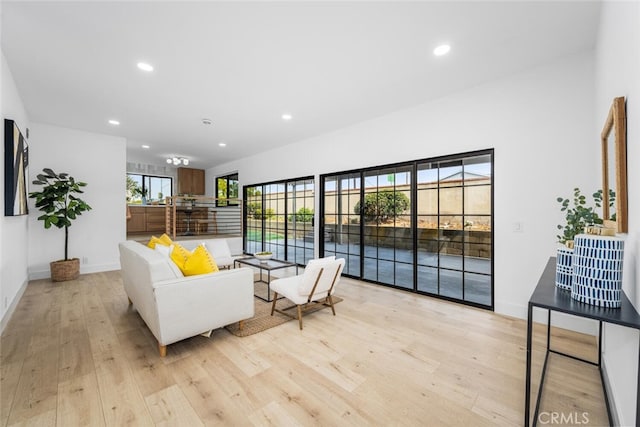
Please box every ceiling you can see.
[2,1,601,170]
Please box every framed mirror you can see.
[601,96,627,233]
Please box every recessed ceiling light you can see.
[141,144,150,149]
[108,119,120,125]
[137,62,154,72]
[433,44,451,56]
[282,113,293,121]
[219,142,227,147]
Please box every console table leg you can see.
[637,335,640,426]
[525,303,533,427]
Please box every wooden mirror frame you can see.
[601,96,627,233]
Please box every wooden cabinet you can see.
[126,206,167,234]
[177,167,205,195]
[127,206,146,233]
[146,208,166,232]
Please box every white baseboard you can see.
[496,298,598,336]
[28,262,121,280]
[0,279,28,335]
[495,299,526,320]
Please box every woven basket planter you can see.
[50,258,80,282]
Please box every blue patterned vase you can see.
[555,245,573,291]
[571,234,624,308]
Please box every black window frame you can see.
[216,173,239,206]
[126,173,173,204]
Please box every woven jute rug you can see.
[225,293,343,337]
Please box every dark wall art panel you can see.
[4,119,29,216]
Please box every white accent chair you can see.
[270,257,345,329]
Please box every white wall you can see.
[208,51,598,320]
[596,2,640,425]
[1,51,30,331]
[27,123,126,279]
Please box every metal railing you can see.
[165,196,242,239]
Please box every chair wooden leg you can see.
[158,343,167,357]
[271,293,278,315]
[297,305,303,330]
[327,295,336,315]
[239,320,244,331]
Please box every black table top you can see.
[530,257,640,329]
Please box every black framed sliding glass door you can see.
[243,177,315,266]
[321,149,493,310]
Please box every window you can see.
[321,149,493,310]
[216,173,239,206]
[126,173,172,204]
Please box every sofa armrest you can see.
[152,268,254,345]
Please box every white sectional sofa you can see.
[118,238,254,357]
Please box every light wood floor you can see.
[1,271,607,426]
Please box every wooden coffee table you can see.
[234,257,298,302]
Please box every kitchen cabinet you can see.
[177,167,205,195]
[126,206,167,234]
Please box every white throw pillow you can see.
[155,244,184,278]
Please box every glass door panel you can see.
[287,179,314,265]
[361,166,412,288]
[323,173,361,277]
[244,185,262,255]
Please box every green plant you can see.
[126,176,139,201]
[556,188,602,244]
[593,189,616,221]
[126,177,147,201]
[354,190,410,225]
[289,207,314,223]
[29,168,92,260]
[253,207,275,220]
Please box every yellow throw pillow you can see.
[158,233,173,245]
[182,244,219,276]
[147,233,173,249]
[169,243,191,270]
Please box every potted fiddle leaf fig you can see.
[29,168,92,281]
